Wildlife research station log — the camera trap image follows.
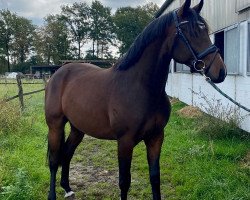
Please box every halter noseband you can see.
[172,10,219,77]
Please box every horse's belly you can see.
[63,101,116,139]
[70,116,116,140]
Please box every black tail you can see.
[45,136,49,166]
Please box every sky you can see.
[0,0,166,25]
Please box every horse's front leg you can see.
[117,137,134,200]
[144,130,164,200]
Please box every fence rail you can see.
[1,75,46,109]
[0,82,44,85]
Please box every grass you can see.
[0,82,48,200]
[163,102,249,200]
[0,82,249,199]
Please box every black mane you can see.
[115,9,208,71]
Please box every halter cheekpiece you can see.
[172,10,219,77]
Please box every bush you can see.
[0,101,22,134]
[195,91,247,139]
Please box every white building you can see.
[159,0,250,132]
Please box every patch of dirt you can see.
[240,151,250,169]
[177,105,202,118]
[69,163,118,190]
[65,137,119,199]
[170,97,179,104]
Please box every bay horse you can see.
[46,0,227,199]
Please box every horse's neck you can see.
[127,39,171,95]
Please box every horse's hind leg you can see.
[60,124,84,197]
[48,118,66,200]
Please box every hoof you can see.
[64,191,75,198]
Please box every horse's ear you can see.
[178,0,191,17]
[193,0,204,13]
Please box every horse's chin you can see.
[207,68,227,84]
[210,76,226,84]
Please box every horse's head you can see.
[169,0,227,83]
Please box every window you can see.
[224,25,240,74]
[175,62,190,73]
[169,59,174,73]
[175,62,183,72]
[214,31,224,60]
[214,25,240,75]
[248,22,250,73]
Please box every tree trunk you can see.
[6,43,10,72]
[92,40,95,58]
[97,40,99,58]
[78,41,81,59]
[20,48,25,63]
[47,44,51,65]
[101,43,104,59]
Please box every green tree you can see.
[0,10,16,72]
[34,26,52,65]
[140,2,159,19]
[113,3,159,55]
[34,14,71,64]
[11,16,35,64]
[61,2,90,59]
[89,0,114,59]
[0,18,7,73]
[0,10,36,72]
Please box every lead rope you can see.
[204,76,250,112]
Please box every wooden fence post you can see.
[16,74,24,110]
[42,75,47,87]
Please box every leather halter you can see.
[172,10,219,75]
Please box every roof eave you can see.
[155,0,175,18]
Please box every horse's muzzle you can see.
[211,68,227,84]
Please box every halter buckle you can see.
[203,73,211,82]
[193,60,205,72]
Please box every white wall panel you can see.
[166,73,250,132]
[178,74,193,105]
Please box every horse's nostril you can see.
[220,68,227,79]
[219,68,224,77]
[215,68,226,83]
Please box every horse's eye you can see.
[197,22,206,29]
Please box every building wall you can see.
[166,74,250,132]
[163,0,250,32]
[163,0,250,132]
